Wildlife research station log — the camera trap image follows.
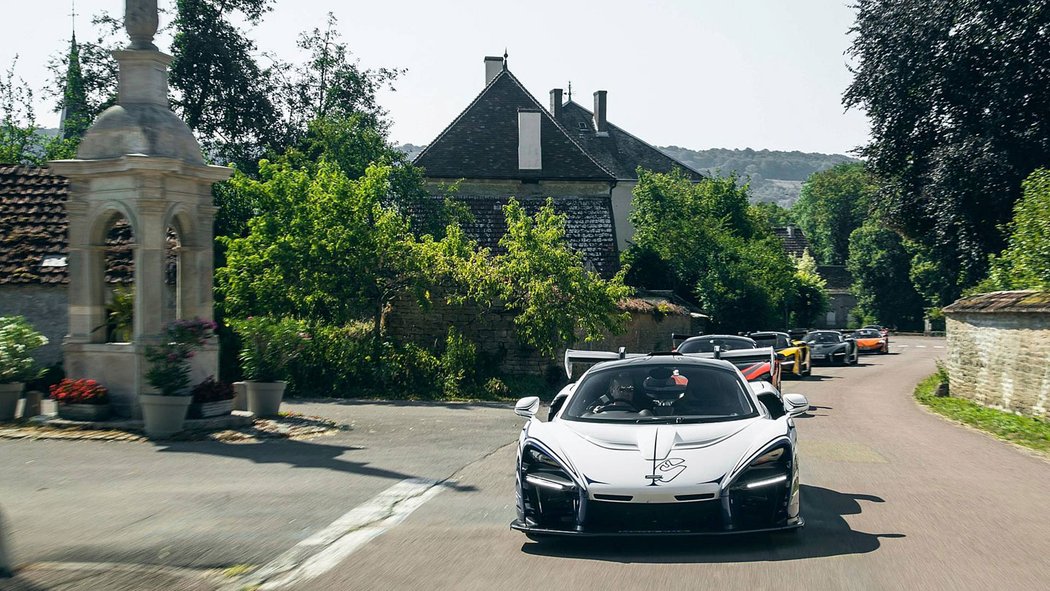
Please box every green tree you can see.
[45,12,120,131]
[980,169,1050,291]
[793,162,874,265]
[478,199,631,355]
[789,250,829,327]
[626,169,795,331]
[752,201,796,227]
[0,58,43,165]
[846,222,926,330]
[845,0,1050,303]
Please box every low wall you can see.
[0,284,68,367]
[944,291,1050,419]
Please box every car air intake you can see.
[675,493,716,501]
[593,494,633,502]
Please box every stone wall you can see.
[0,284,68,367]
[386,296,693,377]
[944,292,1050,419]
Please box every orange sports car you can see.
[852,327,889,354]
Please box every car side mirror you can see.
[514,396,541,418]
[783,393,809,417]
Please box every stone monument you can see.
[49,0,232,418]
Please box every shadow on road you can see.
[520,485,902,562]
[285,398,512,411]
[156,439,477,492]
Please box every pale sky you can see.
[2,0,870,155]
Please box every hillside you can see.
[658,146,858,207]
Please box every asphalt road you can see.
[3,335,1049,590]
[288,336,1050,591]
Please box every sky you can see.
[2,0,870,155]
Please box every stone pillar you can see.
[49,0,232,417]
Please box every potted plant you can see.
[141,318,215,438]
[0,316,48,421]
[231,316,310,418]
[187,376,235,418]
[50,378,111,421]
[107,285,135,342]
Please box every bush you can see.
[144,318,216,396]
[50,378,108,405]
[0,315,48,384]
[191,377,235,403]
[441,327,477,398]
[287,321,375,397]
[231,316,311,382]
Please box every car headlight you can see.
[528,448,561,469]
[751,447,784,465]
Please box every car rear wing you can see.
[562,347,777,380]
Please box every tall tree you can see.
[847,222,927,330]
[845,0,1050,303]
[792,162,873,265]
[980,169,1050,291]
[46,13,120,130]
[0,58,43,165]
[59,32,89,140]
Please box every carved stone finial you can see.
[125,0,159,50]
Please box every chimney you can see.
[550,88,563,119]
[484,56,503,86]
[593,90,608,133]
[518,109,542,170]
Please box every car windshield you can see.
[805,331,841,344]
[750,334,787,349]
[677,336,756,353]
[562,363,757,423]
[855,329,881,338]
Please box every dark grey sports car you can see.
[803,330,858,365]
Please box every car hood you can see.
[525,417,789,499]
[811,342,846,351]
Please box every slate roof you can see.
[943,290,1050,314]
[772,226,811,258]
[413,70,614,182]
[0,165,69,284]
[555,101,705,181]
[816,265,854,292]
[451,195,619,279]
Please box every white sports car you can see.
[511,350,808,537]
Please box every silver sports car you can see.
[511,350,808,537]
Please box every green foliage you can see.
[0,58,44,165]
[0,316,48,384]
[979,169,1050,291]
[846,223,926,330]
[107,285,135,342]
[752,201,795,227]
[915,372,1050,455]
[789,251,829,327]
[230,316,310,382]
[441,327,477,399]
[480,198,631,355]
[45,12,120,130]
[845,0,1050,305]
[627,169,795,332]
[793,162,874,265]
[144,319,216,396]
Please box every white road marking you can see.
[915,345,927,348]
[238,478,446,590]
[934,346,945,349]
[897,345,910,348]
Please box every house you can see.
[413,55,703,272]
[771,225,858,329]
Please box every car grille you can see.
[584,500,723,533]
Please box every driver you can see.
[593,373,641,413]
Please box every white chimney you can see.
[484,56,503,86]
[518,109,541,170]
[593,90,608,133]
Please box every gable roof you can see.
[0,165,69,285]
[772,226,811,258]
[555,101,705,181]
[413,70,615,182]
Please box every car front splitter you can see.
[510,517,804,537]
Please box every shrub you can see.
[191,376,235,403]
[0,315,48,384]
[382,341,442,399]
[231,316,311,382]
[441,327,477,398]
[287,321,374,397]
[144,318,216,396]
[482,377,510,399]
[50,378,108,405]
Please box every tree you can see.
[627,169,796,331]
[0,58,42,165]
[752,201,796,227]
[793,162,874,265]
[789,250,829,327]
[845,0,1050,303]
[979,169,1050,291]
[46,12,120,134]
[479,199,631,356]
[846,222,926,330]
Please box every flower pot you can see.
[187,399,234,419]
[246,381,286,418]
[139,394,192,438]
[57,403,111,422]
[0,383,22,421]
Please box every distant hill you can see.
[397,143,857,208]
[658,146,859,207]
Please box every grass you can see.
[222,564,255,578]
[915,373,1050,456]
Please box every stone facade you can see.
[944,291,1050,419]
[0,285,68,367]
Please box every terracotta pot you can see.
[0,383,22,422]
[139,394,191,438]
[57,403,111,422]
[187,399,234,419]
[245,381,286,418]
